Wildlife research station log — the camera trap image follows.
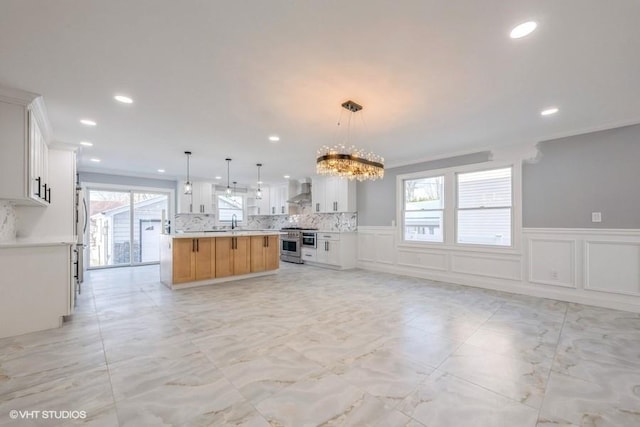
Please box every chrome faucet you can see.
[231,214,237,230]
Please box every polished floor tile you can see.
[1,263,639,426]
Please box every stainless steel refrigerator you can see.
[75,185,87,287]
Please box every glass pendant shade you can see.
[255,163,263,200]
[225,158,232,195]
[184,151,193,194]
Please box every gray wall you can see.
[523,124,640,228]
[357,152,491,226]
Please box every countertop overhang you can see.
[167,230,282,239]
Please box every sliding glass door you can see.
[88,189,169,268]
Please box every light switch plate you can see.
[592,212,602,223]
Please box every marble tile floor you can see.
[1,264,639,426]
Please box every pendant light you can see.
[255,163,263,200]
[183,151,193,195]
[232,181,237,196]
[225,158,232,195]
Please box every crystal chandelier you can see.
[316,100,384,181]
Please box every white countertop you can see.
[167,230,282,239]
[0,235,77,248]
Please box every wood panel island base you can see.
[160,232,280,289]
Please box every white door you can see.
[140,220,161,262]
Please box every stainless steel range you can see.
[280,227,317,264]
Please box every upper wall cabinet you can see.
[0,86,52,206]
[178,181,214,214]
[269,183,289,215]
[311,176,356,213]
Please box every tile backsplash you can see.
[174,214,216,232]
[174,211,357,232]
[0,201,17,242]
[247,212,357,232]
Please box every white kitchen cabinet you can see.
[269,183,289,215]
[311,176,356,213]
[15,148,77,239]
[302,247,317,262]
[0,86,52,206]
[311,232,357,269]
[178,181,214,214]
[0,242,75,338]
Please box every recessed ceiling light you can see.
[80,141,93,147]
[540,107,559,116]
[90,158,101,163]
[269,135,280,142]
[157,169,165,173]
[283,175,290,179]
[215,176,222,180]
[510,21,537,39]
[80,119,97,126]
[114,95,133,104]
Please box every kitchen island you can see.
[159,231,280,289]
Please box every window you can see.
[398,163,518,249]
[456,167,512,246]
[403,175,444,242]
[217,194,244,223]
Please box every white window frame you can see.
[455,166,513,248]
[401,173,446,243]
[215,191,246,226]
[396,160,522,253]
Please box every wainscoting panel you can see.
[357,232,376,262]
[529,238,576,288]
[450,253,522,280]
[397,249,448,271]
[357,226,640,313]
[585,240,640,296]
[356,226,396,265]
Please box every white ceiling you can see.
[1,1,639,187]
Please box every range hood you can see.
[287,181,311,205]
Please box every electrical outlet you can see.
[592,212,602,223]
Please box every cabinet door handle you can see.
[35,177,41,197]
[334,201,337,211]
[281,206,284,214]
[189,203,193,213]
[316,203,320,212]
[272,207,275,214]
[42,183,48,201]
[196,239,199,252]
[47,187,51,203]
[192,239,196,252]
